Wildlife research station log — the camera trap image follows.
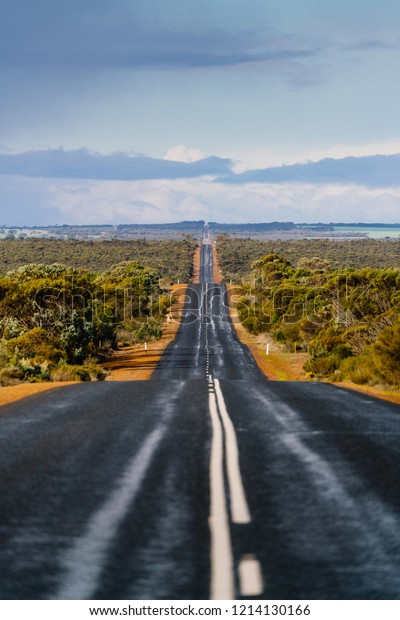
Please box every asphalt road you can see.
[1,236,400,600]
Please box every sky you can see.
[1,0,400,225]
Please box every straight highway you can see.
[0,230,400,599]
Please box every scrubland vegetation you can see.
[2,231,399,390]
[0,237,197,284]
[0,238,196,385]
[217,235,400,281]
[218,240,400,389]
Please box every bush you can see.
[116,328,136,347]
[131,324,162,343]
[86,364,107,381]
[0,257,172,386]
[0,365,24,386]
[304,356,337,377]
[274,329,286,342]
[17,358,51,382]
[7,328,64,363]
[51,363,107,382]
[339,355,377,385]
[371,319,400,385]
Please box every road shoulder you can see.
[0,382,79,408]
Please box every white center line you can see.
[208,375,264,599]
[214,379,251,524]
[208,388,235,600]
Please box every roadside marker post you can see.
[266,343,270,356]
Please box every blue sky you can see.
[1,0,400,224]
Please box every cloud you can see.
[221,154,400,188]
[164,146,206,163]
[111,46,319,71]
[0,149,233,181]
[2,149,400,192]
[0,2,320,74]
[345,39,399,51]
[2,175,400,227]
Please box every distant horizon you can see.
[2,221,400,228]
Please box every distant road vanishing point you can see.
[1,226,400,600]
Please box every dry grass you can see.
[253,350,308,381]
[333,381,400,405]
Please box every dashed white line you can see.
[238,554,264,597]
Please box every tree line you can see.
[216,235,400,282]
[0,237,197,284]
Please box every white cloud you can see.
[164,145,206,163]
[20,177,400,225]
[2,161,400,226]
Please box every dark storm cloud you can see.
[0,0,319,71]
[2,150,399,189]
[221,154,400,188]
[0,149,233,180]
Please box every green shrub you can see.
[274,329,286,342]
[7,328,64,363]
[132,324,162,342]
[371,318,400,385]
[304,356,337,377]
[339,355,377,385]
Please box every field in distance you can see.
[2,220,400,242]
